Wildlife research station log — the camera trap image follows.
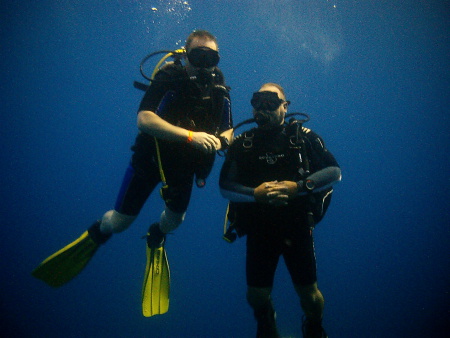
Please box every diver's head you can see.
[185,30,218,53]
[251,83,290,130]
[185,30,220,76]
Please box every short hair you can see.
[185,30,218,52]
[260,83,287,100]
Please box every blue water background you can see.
[1,1,449,337]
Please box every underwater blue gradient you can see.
[1,1,449,337]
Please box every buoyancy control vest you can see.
[136,62,231,190]
[223,121,333,241]
[153,62,231,136]
[155,63,231,183]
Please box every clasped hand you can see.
[190,132,221,153]
[254,181,298,206]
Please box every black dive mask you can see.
[187,47,220,68]
[251,91,285,111]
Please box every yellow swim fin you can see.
[32,221,111,288]
[142,223,170,317]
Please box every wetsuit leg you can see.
[282,223,317,286]
[246,218,282,288]
[159,153,196,214]
[114,163,161,216]
[99,160,160,234]
[245,216,282,338]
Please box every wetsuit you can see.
[220,124,340,287]
[115,63,232,216]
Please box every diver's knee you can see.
[295,282,324,305]
[100,210,136,233]
[159,207,186,233]
[295,282,319,297]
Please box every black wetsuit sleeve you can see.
[138,66,177,113]
[297,130,341,193]
[219,144,255,202]
[301,167,341,192]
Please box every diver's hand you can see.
[276,181,299,200]
[189,132,220,153]
[254,181,290,206]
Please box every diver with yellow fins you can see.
[32,30,233,317]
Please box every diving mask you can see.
[187,47,220,68]
[251,91,286,111]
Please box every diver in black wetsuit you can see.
[220,83,340,338]
[32,31,233,311]
[116,30,233,237]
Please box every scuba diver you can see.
[219,83,340,338]
[32,30,233,317]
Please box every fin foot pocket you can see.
[146,223,166,248]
